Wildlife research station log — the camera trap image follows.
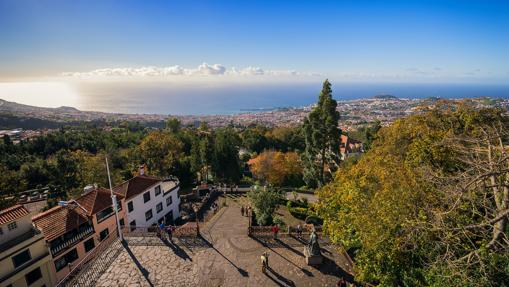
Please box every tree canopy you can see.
[303,79,341,187]
[317,105,509,286]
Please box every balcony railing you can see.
[50,225,94,256]
[0,227,41,253]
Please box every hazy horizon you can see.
[2,81,508,115]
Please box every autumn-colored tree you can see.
[248,150,303,186]
[318,105,509,286]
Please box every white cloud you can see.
[60,63,317,79]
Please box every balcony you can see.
[50,225,94,256]
[0,227,41,254]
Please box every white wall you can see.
[125,182,180,227]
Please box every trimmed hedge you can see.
[288,206,309,220]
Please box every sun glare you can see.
[0,82,79,108]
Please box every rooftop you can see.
[0,204,29,225]
[113,175,161,200]
[76,187,124,217]
[32,205,89,241]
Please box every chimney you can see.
[139,164,145,176]
[83,185,95,195]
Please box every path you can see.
[92,195,351,286]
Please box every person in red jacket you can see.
[272,224,280,239]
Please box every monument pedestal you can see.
[304,247,323,266]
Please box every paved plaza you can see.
[93,195,353,287]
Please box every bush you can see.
[288,206,308,220]
[273,215,286,228]
[305,215,323,225]
[248,186,282,226]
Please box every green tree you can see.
[212,128,241,183]
[166,117,181,133]
[248,186,283,225]
[138,130,183,176]
[302,79,341,187]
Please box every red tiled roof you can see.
[0,205,29,225]
[76,188,124,216]
[32,205,89,241]
[113,175,161,200]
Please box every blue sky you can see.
[0,0,508,83]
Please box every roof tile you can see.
[0,205,29,225]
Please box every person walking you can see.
[159,222,166,240]
[296,224,302,239]
[166,225,173,241]
[272,224,280,240]
[241,206,245,217]
[260,251,269,273]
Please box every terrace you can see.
[49,223,94,256]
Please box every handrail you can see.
[56,231,119,287]
[51,226,94,256]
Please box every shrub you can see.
[248,186,283,226]
[273,215,286,228]
[288,206,308,220]
[305,215,323,225]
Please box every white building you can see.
[113,172,180,229]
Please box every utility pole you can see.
[106,156,123,241]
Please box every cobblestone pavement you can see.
[94,196,352,287]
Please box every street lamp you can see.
[106,156,123,241]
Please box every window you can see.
[116,201,122,212]
[156,202,163,213]
[12,249,32,268]
[145,209,153,221]
[143,191,151,203]
[155,185,161,196]
[84,238,95,252]
[166,195,173,206]
[128,201,134,212]
[96,207,114,222]
[25,267,42,286]
[7,221,17,231]
[54,248,78,272]
[99,228,109,241]
[119,218,125,226]
[130,220,136,231]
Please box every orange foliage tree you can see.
[248,150,302,186]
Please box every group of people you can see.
[157,222,175,241]
[240,205,251,217]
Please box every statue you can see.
[307,229,321,256]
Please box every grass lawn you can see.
[274,205,306,228]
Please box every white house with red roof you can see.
[113,168,180,230]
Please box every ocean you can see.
[4,81,509,115]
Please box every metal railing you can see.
[51,225,94,256]
[248,224,322,237]
[56,231,121,287]
[122,223,199,238]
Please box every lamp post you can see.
[106,156,123,241]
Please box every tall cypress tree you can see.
[302,79,341,187]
